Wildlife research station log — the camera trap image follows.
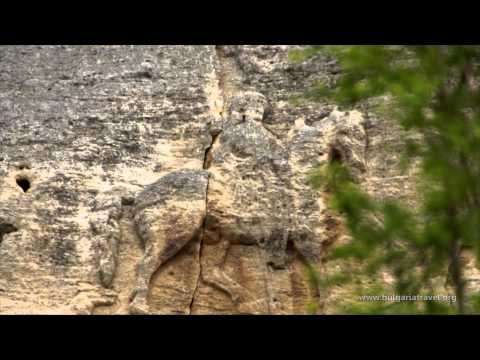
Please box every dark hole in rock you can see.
[286,238,296,256]
[16,177,31,192]
[0,223,18,244]
[136,71,152,79]
[121,197,135,206]
[329,147,343,164]
[242,115,246,122]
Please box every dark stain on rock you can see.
[50,237,77,267]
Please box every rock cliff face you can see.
[0,45,413,314]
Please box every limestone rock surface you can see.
[0,45,427,314]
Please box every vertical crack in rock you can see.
[189,45,229,314]
[203,133,220,170]
[189,175,209,314]
[190,134,218,314]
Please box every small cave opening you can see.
[286,237,299,262]
[16,177,31,192]
[121,196,135,206]
[0,223,18,244]
[328,147,343,165]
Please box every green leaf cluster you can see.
[294,46,480,314]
